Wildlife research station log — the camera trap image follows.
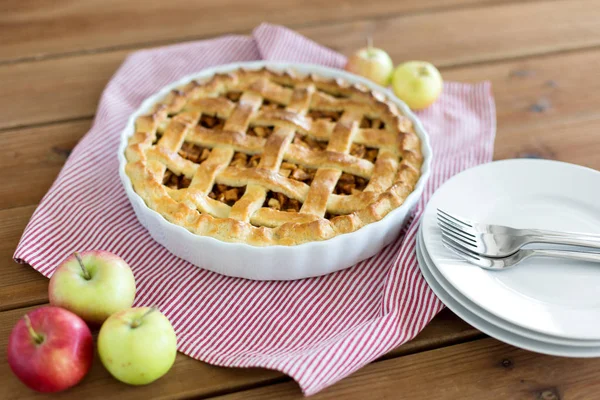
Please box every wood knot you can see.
[516,145,556,160]
[529,98,551,113]
[510,69,536,78]
[518,152,546,160]
[538,388,560,400]
[50,146,73,161]
[501,358,513,369]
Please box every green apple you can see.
[98,307,177,385]
[391,61,443,110]
[49,251,136,325]
[344,44,394,87]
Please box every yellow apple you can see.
[391,61,443,110]
[49,251,136,325]
[98,307,177,385]
[345,46,393,87]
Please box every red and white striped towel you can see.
[14,24,496,395]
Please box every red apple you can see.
[49,250,136,325]
[7,306,93,393]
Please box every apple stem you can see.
[131,306,158,329]
[366,36,373,55]
[74,252,91,280]
[23,315,44,345]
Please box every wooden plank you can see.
[2,120,90,210]
[442,51,600,168]
[0,52,123,129]
[304,0,600,68]
[493,116,600,168]
[443,50,600,138]
[0,0,517,63]
[214,338,600,399]
[0,305,478,399]
[3,0,600,129]
[0,206,49,312]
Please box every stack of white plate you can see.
[417,159,600,357]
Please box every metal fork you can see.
[441,234,600,270]
[437,209,600,258]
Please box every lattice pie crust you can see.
[125,68,422,245]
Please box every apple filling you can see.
[209,184,246,206]
[262,162,317,213]
[320,89,350,99]
[225,91,242,102]
[350,143,378,163]
[308,110,343,122]
[334,173,368,195]
[199,114,226,129]
[261,99,286,110]
[178,142,211,164]
[360,116,385,129]
[230,152,261,168]
[280,162,316,185]
[162,169,191,190]
[263,191,302,213]
[163,143,213,189]
[247,125,274,138]
[293,133,328,151]
[324,211,341,220]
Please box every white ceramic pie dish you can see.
[118,61,432,280]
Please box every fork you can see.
[437,209,600,258]
[441,234,600,270]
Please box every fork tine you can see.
[441,234,482,261]
[438,221,479,250]
[437,209,474,228]
[437,213,477,236]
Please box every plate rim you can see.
[416,227,600,357]
[417,227,600,347]
[114,61,433,280]
[422,158,600,339]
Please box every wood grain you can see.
[442,50,600,169]
[3,1,600,398]
[0,306,479,399]
[0,0,520,63]
[3,0,600,129]
[0,52,123,129]
[0,206,49,312]
[304,0,600,67]
[214,338,600,399]
[2,120,90,209]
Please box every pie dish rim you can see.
[118,61,433,278]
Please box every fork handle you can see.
[530,249,600,263]
[525,229,600,250]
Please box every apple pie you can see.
[125,68,422,245]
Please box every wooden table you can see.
[2,1,600,398]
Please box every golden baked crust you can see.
[125,68,422,246]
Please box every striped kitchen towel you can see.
[14,23,496,395]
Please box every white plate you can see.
[417,228,600,357]
[118,61,432,280]
[418,227,600,347]
[422,159,600,339]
